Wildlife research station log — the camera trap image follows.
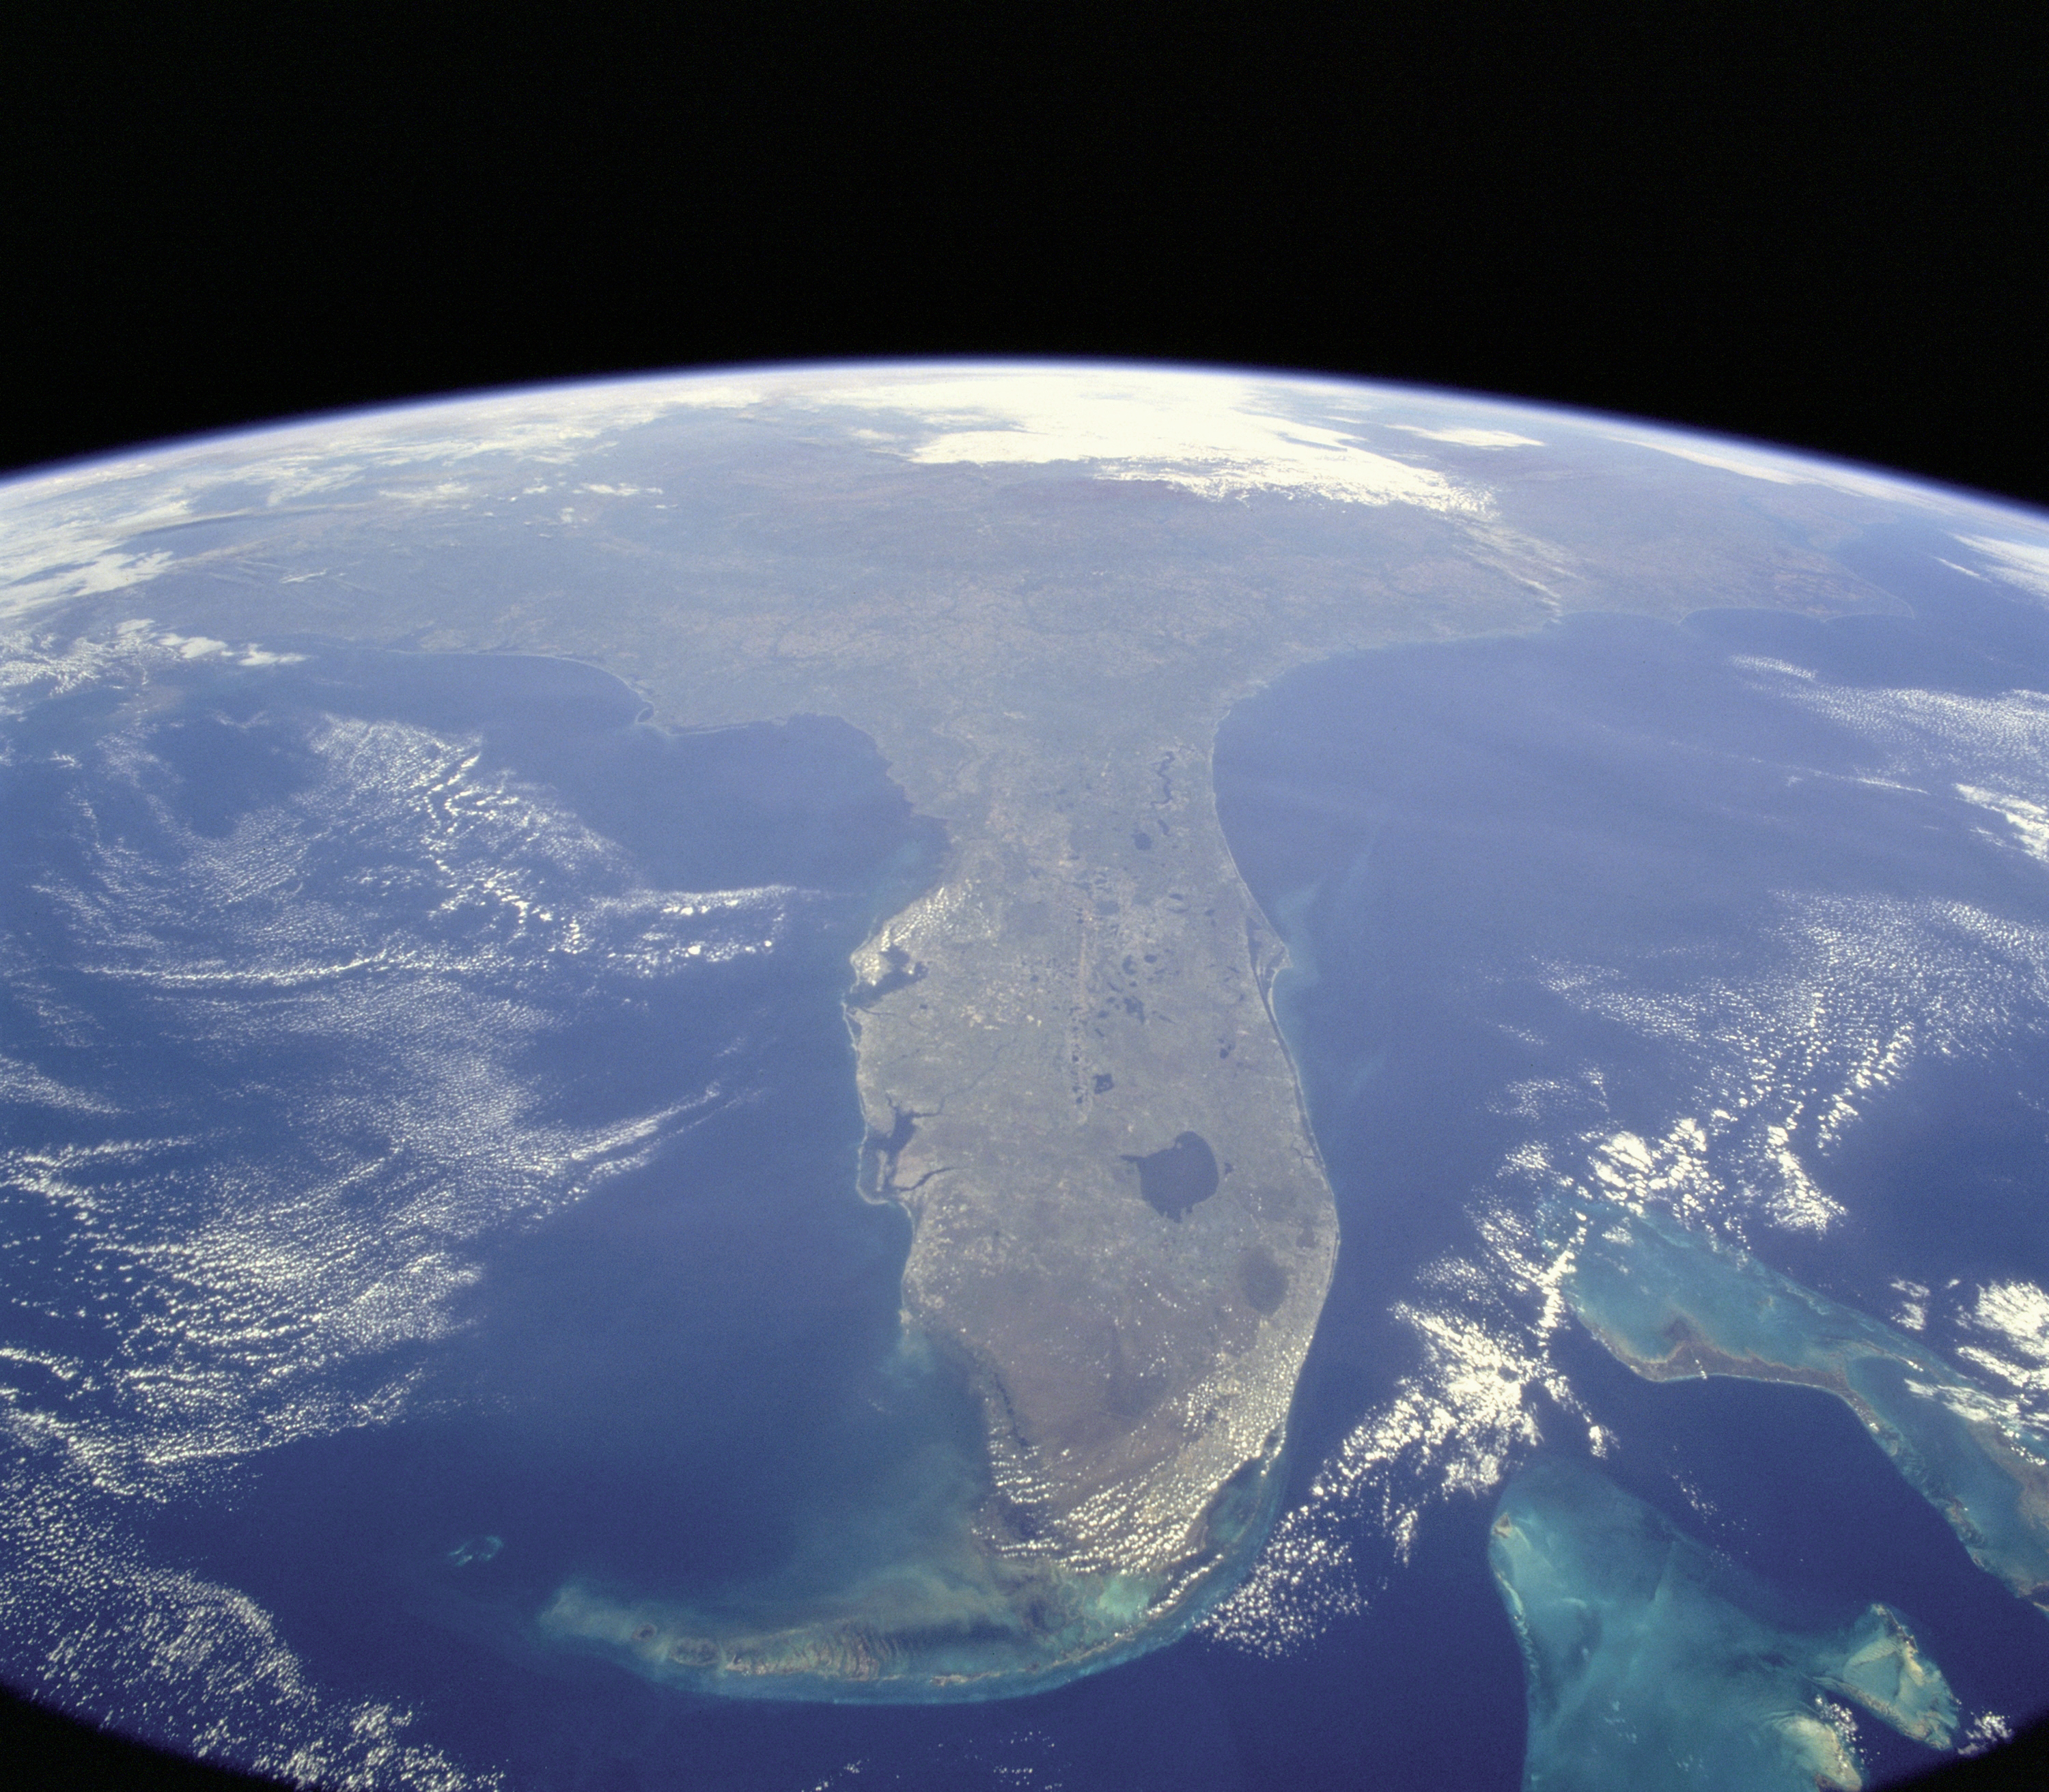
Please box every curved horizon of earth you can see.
[3,364,2049,1787]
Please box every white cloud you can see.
[1957,534,2049,603]
[1956,784,2049,865]
[1752,672,2049,836]
[1621,436,1808,485]
[1608,426,1929,501]
[0,474,191,620]
[1955,1280,2049,1412]
[753,365,1492,512]
[1384,423,1542,448]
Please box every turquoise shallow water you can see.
[1552,1199,2049,1615]
[1492,1458,1957,1792]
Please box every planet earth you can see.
[3,363,2049,1791]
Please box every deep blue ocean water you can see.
[7,518,2049,1789]
[1210,518,2049,1787]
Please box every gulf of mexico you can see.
[1,640,1018,1788]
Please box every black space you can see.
[3,7,2048,1790]
[1,10,2044,510]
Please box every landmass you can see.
[540,718,1338,1693]
[1491,1457,1957,1792]
[1550,1199,2049,1615]
[514,478,1580,1689]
